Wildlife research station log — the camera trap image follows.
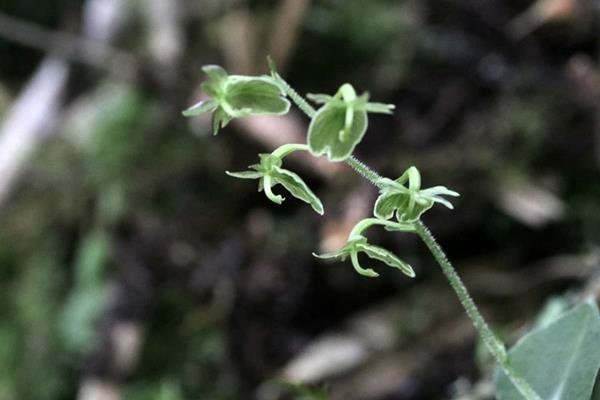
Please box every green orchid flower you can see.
[374,166,459,223]
[226,145,324,215]
[314,235,414,278]
[306,83,395,162]
[183,65,291,134]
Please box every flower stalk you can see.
[184,60,541,400]
[274,71,541,400]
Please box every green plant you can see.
[183,59,596,400]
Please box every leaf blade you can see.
[495,300,600,400]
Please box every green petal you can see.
[211,107,232,135]
[355,242,415,278]
[307,104,368,162]
[182,99,218,117]
[202,65,228,82]
[263,175,284,204]
[350,251,379,278]
[398,198,433,222]
[272,166,324,215]
[373,192,401,220]
[225,170,262,179]
[225,76,291,117]
[406,167,421,191]
[201,65,228,97]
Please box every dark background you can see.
[0,0,599,399]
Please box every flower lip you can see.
[306,83,395,162]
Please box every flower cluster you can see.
[183,62,459,281]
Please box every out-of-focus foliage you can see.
[0,0,599,399]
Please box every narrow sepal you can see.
[312,250,348,261]
[355,242,415,277]
[363,102,395,114]
[225,76,291,117]
[307,93,334,104]
[225,170,262,179]
[212,107,232,135]
[272,166,324,215]
[182,99,218,117]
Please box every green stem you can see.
[414,220,541,400]
[345,156,385,189]
[271,143,310,159]
[348,218,414,239]
[271,70,317,119]
[274,70,541,400]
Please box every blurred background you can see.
[0,0,599,399]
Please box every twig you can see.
[0,11,137,80]
[0,58,69,207]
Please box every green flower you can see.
[226,151,324,215]
[183,65,291,134]
[374,167,459,223]
[314,235,414,278]
[307,84,395,162]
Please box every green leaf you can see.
[355,242,415,277]
[308,104,368,161]
[592,374,600,400]
[182,99,218,117]
[495,300,600,400]
[272,166,324,215]
[225,76,291,117]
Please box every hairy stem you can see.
[275,71,540,399]
[415,221,541,400]
[345,156,385,189]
